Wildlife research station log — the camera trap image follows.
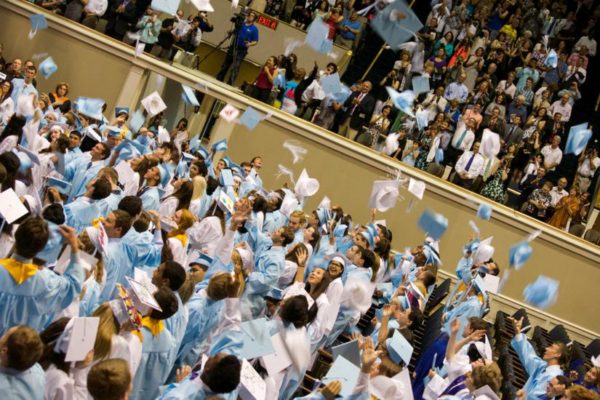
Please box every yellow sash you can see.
[0,258,38,285]
[91,217,104,228]
[142,316,164,337]
[173,233,188,248]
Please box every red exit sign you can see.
[257,14,278,30]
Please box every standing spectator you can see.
[506,94,528,123]
[495,70,517,100]
[64,0,88,22]
[548,92,572,123]
[444,72,469,103]
[574,148,600,193]
[136,8,161,53]
[335,10,362,49]
[216,12,259,86]
[10,65,38,104]
[338,81,375,140]
[82,0,108,29]
[523,180,554,220]
[104,0,138,41]
[48,82,72,114]
[541,136,563,173]
[251,56,279,104]
[548,186,580,230]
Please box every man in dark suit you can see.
[479,106,506,138]
[502,114,524,152]
[339,81,376,140]
[543,112,565,146]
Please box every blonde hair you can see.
[191,175,206,201]
[567,385,600,400]
[91,304,119,360]
[168,209,195,238]
[471,362,502,394]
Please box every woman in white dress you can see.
[158,180,193,218]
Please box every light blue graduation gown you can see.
[240,242,285,319]
[139,186,161,212]
[98,238,133,302]
[511,333,563,400]
[96,189,123,217]
[173,290,224,370]
[441,295,483,338]
[122,228,163,270]
[78,278,103,316]
[64,197,102,235]
[262,210,287,235]
[0,364,45,400]
[10,79,38,104]
[64,147,83,165]
[0,254,83,335]
[130,321,178,400]
[66,159,105,202]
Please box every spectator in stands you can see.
[541,136,563,175]
[453,141,485,189]
[81,0,108,29]
[338,81,375,140]
[335,10,362,49]
[10,65,37,105]
[549,92,572,123]
[523,180,554,220]
[216,11,259,86]
[104,0,138,41]
[574,148,600,193]
[251,56,279,104]
[548,185,581,230]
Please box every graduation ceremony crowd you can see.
[1,0,600,400]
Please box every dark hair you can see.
[39,318,71,373]
[408,307,424,331]
[112,210,132,238]
[252,195,268,213]
[118,196,143,217]
[97,143,111,160]
[279,226,295,247]
[90,177,112,200]
[5,325,43,371]
[556,375,572,388]
[206,176,220,196]
[358,247,375,270]
[149,286,179,320]
[201,355,241,393]
[326,62,338,73]
[0,150,21,190]
[468,317,487,332]
[279,295,309,328]
[15,216,49,258]
[42,203,66,225]
[190,160,208,177]
[133,211,150,233]
[161,261,186,291]
[171,181,193,211]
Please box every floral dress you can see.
[415,135,433,171]
[480,169,507,203]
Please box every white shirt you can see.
[575,35,597,56]
[549,100,572,122]
[549,187,568,207]
[303,80,325,102]
[578,156,600,177]
[496,80,517,99]
[451,122,475,151]
[444,82,469,102]
[455,150,484,179]
[541,145,563,170]
[84,0,108,16]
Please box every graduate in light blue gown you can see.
[137,164,163,212]
[129,287,180,400]
[63,177,111,234]
[94,210,134,303]
[94,168,124,217]
[240,224,293,320]
[152,261,188,348]
[0,218,83,335]
[0,325,45,400]
[35,205,67,266]
[510,316,565,400]
[64,142,111,202]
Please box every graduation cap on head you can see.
[294,169,320,197]
[106,125,124,138]
[523,275,559,310]
[181,84,200,107]
[13,150,33,175]
[386,330,414,366]
[368,180,400,212]
[190,252,214,268]
[125,276,162,316]
[418,210,448,240]
[387,88,416,117]
[265,286,284,301]
[315,207,331,226]
[53,317,100,362]
[109,284,143,330]
[140,91,167,117]
[38,57,58,79]
[47,176,72,195]
[331,339,361,367]
[211,138,228,153]
[115,107,129,117]
[477,204,492,221]
[76,97,105,121]
[565,122,592,156]
[239,107,263,130]
[370,0,423,49]
[29,14,48,39]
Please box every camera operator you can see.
[216,10,259,86]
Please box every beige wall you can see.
[0,7,133,113]
[2,0,599,335]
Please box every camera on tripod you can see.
[230,6,250,30]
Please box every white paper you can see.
[219,104,240,123]
[0,189,29,224]
[135,41,145,57]
[157,126,171,144]
[392,368,414,400]
[55,246,98,274]
[261,333,292,376]
[64,317,100,362]
[96,223,107,254]
[483,274,500,294]
[134,267,157,293]
[408,178,426,200]
[114,161,136,186]
[239,359,267,400]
